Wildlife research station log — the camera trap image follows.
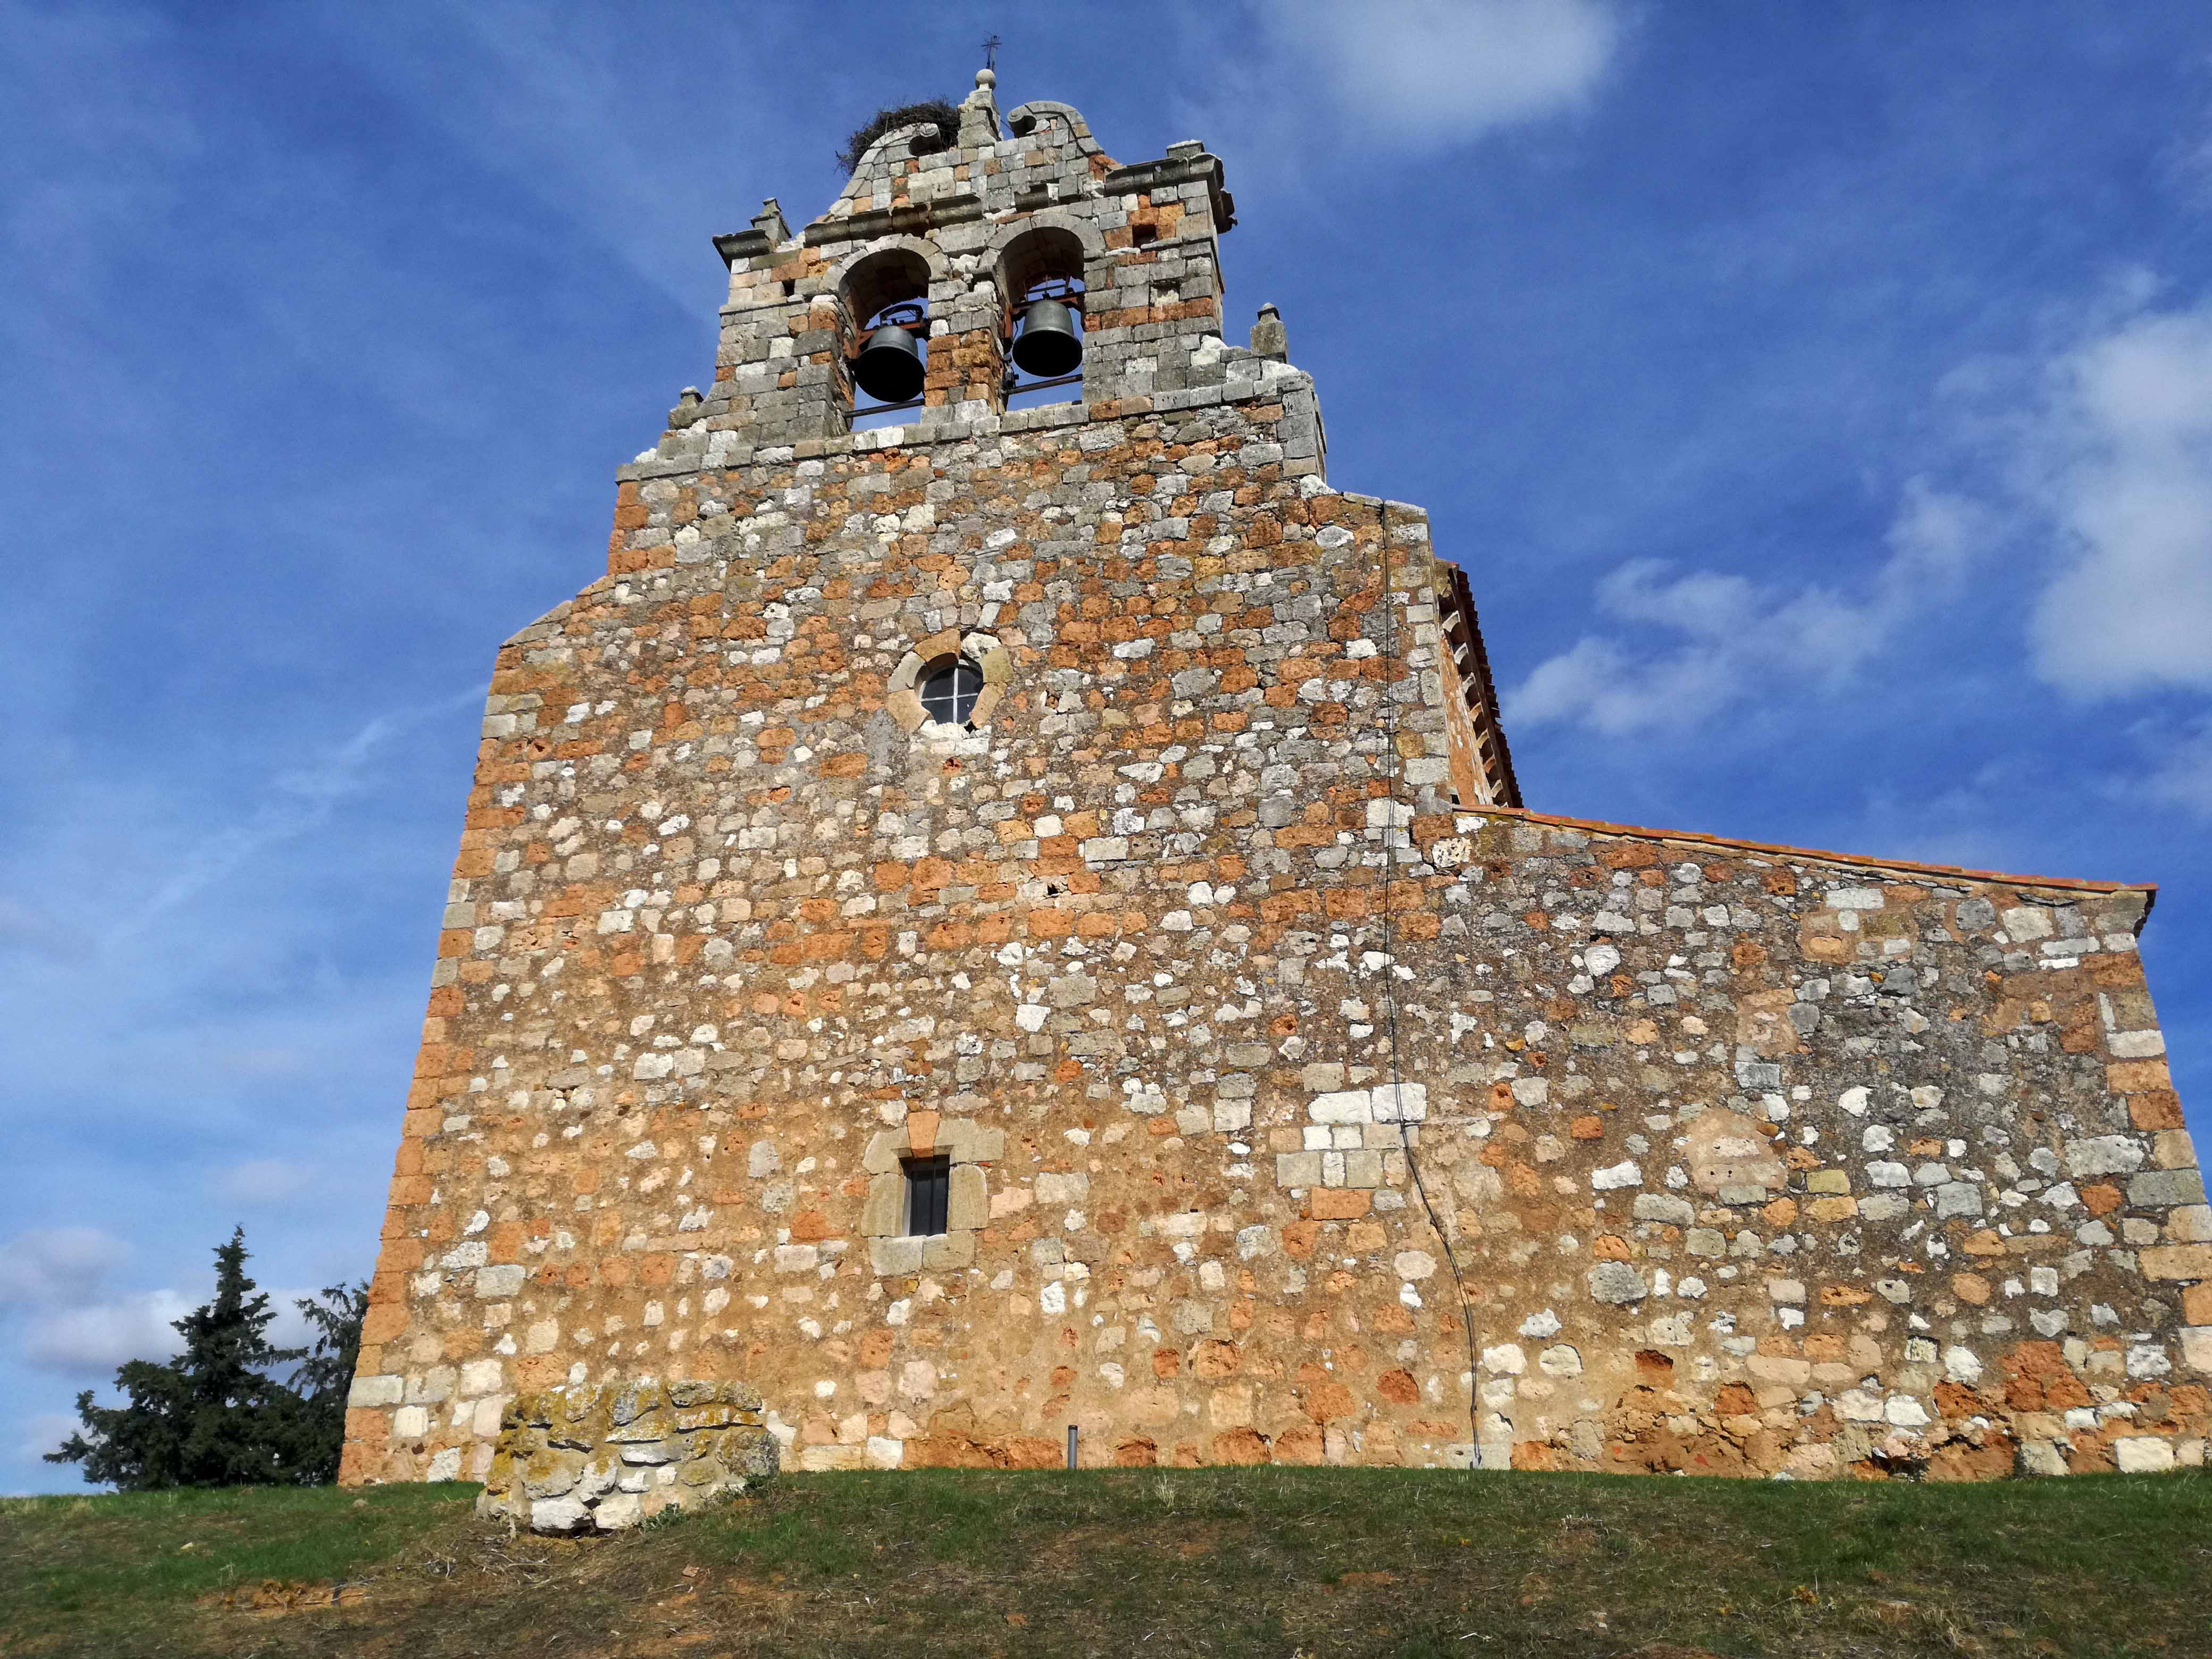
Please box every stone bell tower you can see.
[703,70,1260,439]
[341,70,1519,1485]
[345,72,2203,1490]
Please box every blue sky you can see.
[4,1,2210,1492]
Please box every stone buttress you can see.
[342,78,2207,1485]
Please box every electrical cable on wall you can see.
[1374,501,1484,1466]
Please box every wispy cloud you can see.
[0,3,199,333]
[22,1291,195,1375]
[0,1228,131,1308]
[0,1227,183,1381]
[1,1222,321,1388]
[212,1159,319,1208]
[1262,0,1624,148]
[2142,716,2212,817]
[127,701,462,931]
[1166,0,1626,199]
[1511,477,1995,735]
[320,3,799,312]
[1511,269,2212,774]
[1942,279,2212,816]
[0,694,468,1129]
[9,1272,322,1377]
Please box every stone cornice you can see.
[614,367,1314,484]
[801,194,985,250]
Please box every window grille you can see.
[904,1154,950,1237]
[919,658,984,726]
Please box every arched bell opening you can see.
[839,248,933,429]
[997,226,1087,411]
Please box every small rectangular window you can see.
[904,1154,950,1237]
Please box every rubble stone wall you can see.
[341,89,2206,1488]
[477,1380,776,1533]
[1404,815,2207,1479]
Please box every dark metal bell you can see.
[1011,298,1083,378]
[853,324,925,403]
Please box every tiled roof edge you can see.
[1470,805,2158,926]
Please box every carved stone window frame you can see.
[860,1112,1002,1275]
[887,629,1010,735]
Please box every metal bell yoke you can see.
[1011,297,1083,379]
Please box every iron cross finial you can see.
[982,34,1000,71]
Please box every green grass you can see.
[3,1469,2208,1657]
[0,1481,468,1650]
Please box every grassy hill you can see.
[3,1468,2207,1657]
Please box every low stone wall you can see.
[477,1380,776,1533]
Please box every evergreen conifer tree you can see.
[291,1278,370,1484]
[45,1228,363,1489]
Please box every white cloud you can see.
[213,1158,317,1207]
[1512,279,2212,748]
[13,1276,322,1376]
[1265,0,1624,146]
[1513,633,1727,738]
[0,1228,129,1308]
[22,1289,193,1374]
[1512,477,1994,735]
[1897,281,2212,812]
[2021,298,2212,695]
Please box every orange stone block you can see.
[1302,1380,1358,1421]
[2107,1059,2173,1094]
[2130,1091,2186,1131]
[2142,1245,2212,1281]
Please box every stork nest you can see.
[836,100,962,174]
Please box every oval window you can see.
[919,658,984,727]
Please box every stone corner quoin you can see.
[339,73,2209,1487]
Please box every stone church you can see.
[342,73,2208,1487]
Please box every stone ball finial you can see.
[976,67,996,90]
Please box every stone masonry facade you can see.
[342,75,2208,1486]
